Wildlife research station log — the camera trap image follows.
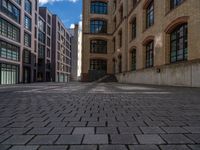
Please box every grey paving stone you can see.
[87,122,106,127]
[49,127,73,134]
[27,127,52,134]
[38,145,68,150]
[0,145,11,150]
[140,127,165,134]
[107,122,127,127]
[67,122,87,127]
[118,127,141,134]
[0,134,11,143]
[188,145,200,150]
[184,127,200,133]
[28,135,58,144]
[110,134,137,144]
[186,134,200,143]
[47,122,67,127]
[99,145,128,150]
[9,146,39,150]
[73,127,94,134]
[159,145,190,150]
[129,145,159,150]
[0,128,8,134]
[136,134,165,144]
[69,145,97,150]
[96,127,118,134]
[160,134,194,144]
[3,135,34,145]
[126,121,147,127]
[162,127,189,133]
[55,135,83,144]
[83,134,108,144]
[7,128,31,134]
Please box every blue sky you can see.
[39,0,82,28]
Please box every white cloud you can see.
[39,0,79,5]
[70,24,75,29]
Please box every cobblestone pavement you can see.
[0,82,200,150]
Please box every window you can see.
[131,18,136,40]
[90,20,107,33]
[24,33,31,47]
[131,49,136,71]
[38,32,45,44]
[25,0,32,14]
[0,0,20,23]
[170,24,188,63]
[47,48,50,58]
[0,63,19,84]
[146,41,154,68]
[119,31,122,48]
[90,40,107,53]
[90,59,107,71]
[38,18,45,32]
[113,38,116,52]
[14,0,21,5]
[91,1,107,14]
[119,5,123,22]
[0,40,19,61]
[38,43,45,58]
[0,17,20,42]
[47,26,51,36]
[170,0,184,9]
[23,49,31,64]
[118,55,122,73]
[146,1,154,28]
[133,0,138,8]
[24,15,31,31]
[47,37,50,47]
[47,15,51,24]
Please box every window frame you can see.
[146,41,154,68]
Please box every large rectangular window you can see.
[90,20,107,33]
[25,0,32,14]
[146,41,154,68]
[91,2,108,14]
[0,18,20,42]
[24,32,31,47]
[90,40,107,54]
[0,0,20,23]
[38,31,45,44]
[24,15,31,31]
[0,40,19,61]
[23,49,31,64]
[90,59,107,71]
[38,43,45,58]
[0,63,19,85]
[170,24,188,63]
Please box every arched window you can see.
[146,41,154,68]
[131,49,136,71]
[131,17,136,40]
[170,0,184,9]
[90,20,107,33]
[90,39,107,53]
[170,23,188,63]
[91,1,108,14]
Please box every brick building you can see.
[82,0,200,87]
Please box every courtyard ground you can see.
[0,82,200,150]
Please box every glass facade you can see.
[91,2,108,14]
[24,32,31,47]
[0,17,20,42]
[0,0,20,23]
[0,40,19,61]
[38,32,45,44]
[14,0,21,5]
[38,43,45,58]
[90,40,107,53]
[90,20,107,33]
[146,41,154,68]
[146,1,154,28]
[170,24,188,63]
[0,63,19,84]
[25,0,32,14]
[24,15,32,31]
